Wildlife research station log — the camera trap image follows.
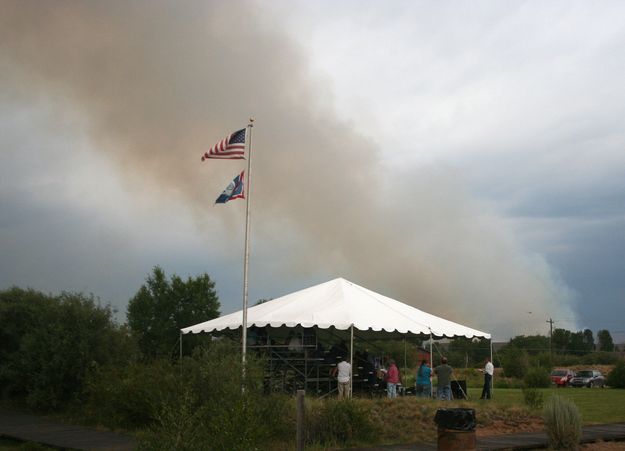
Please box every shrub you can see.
[524,367,551,388]
[0,288,134,411]
[81,360,179,429]
[522,387,544,409]
[132,341,293,450]
[543,395,582,450]
[307,399,375,446]
[607,360,625,388]
[500,347,529,379]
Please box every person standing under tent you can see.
[332,357,352,400]
[386,359,401,398]
[415,359,432,398]
[479,357,494,399]
[434,357,453,401]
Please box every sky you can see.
[1,0,624,342]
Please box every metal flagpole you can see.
[241,118,255,374]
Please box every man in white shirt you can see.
[479,357,494,399]
[332,357,352,400]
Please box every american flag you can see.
[202,128,246,160]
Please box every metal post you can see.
[429,331,433,398]
[403,336,407,372]
[490,338,494,399]
[350,325,354,399]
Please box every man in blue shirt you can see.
[415,359,432,398]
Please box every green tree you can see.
[0,287,133,410]
[597,329,615,352]
[607,360,625,388]
[127,267,220,360]
[508,334,551,355]
[447,337,490,368]
[582,328,595,351]
[569,331,591,355]
[500,346,530,379]
[552,328,571,354]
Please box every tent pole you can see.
[350,324,354,399]
[429,331,433,398]
[403,336,407,382]
[490,338,494,399]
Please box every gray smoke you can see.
[0,0,577,337]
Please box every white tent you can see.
[181,277,490,339]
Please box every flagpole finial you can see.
[249,117,255,126]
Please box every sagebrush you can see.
[543,395,582,450]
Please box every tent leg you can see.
[429,331,433,399]
[350,325,354,399]
[490,338,494,399]
[403,336,407,373]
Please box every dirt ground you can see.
[581,441,625,450]
[476,420,625,449]
[476,418,545,436]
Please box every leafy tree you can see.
[0,287,133,410]
[607,360,625,389]
[508,335,551,355]
[447,337,490,368]
[582,328,595,351]
[597,329,615,352]
[552,328,571,354]
[500,346,529,379]
[127,267,220,360]
[569,330,592,355]
[551,328,593,355]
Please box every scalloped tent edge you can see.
[181,277,491,340]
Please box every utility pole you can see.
[546,318,554,361]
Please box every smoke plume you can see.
[0,0,577,338]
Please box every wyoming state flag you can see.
[215,171,245,204]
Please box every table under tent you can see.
[181,278,491,398]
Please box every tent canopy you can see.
[181,277,490,339]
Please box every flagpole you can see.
[241,118,254,376]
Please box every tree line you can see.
[0,266,220,411]
[2,265,621,411]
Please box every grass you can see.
[322,387,625,448]
[468,387,625,423]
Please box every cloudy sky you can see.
[1,0,624,341]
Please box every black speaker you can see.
[451,380,467,399]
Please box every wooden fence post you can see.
[296,389,305,451]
